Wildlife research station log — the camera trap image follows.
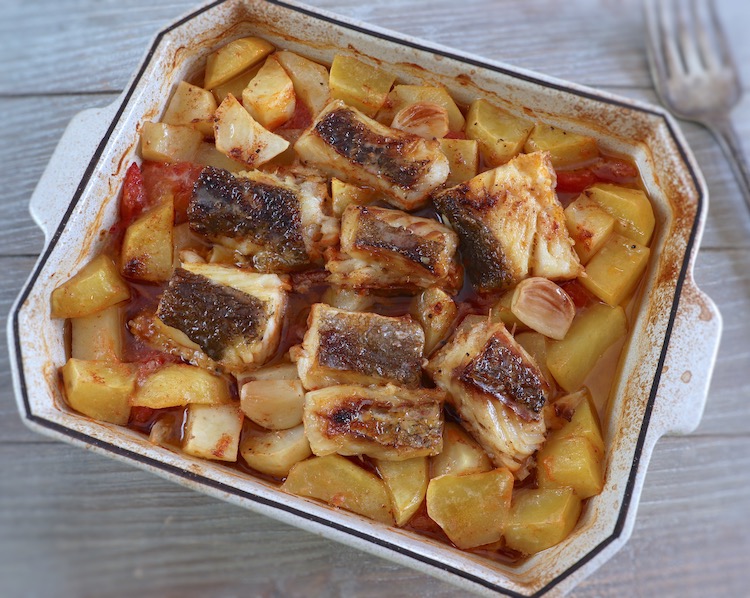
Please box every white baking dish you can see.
[7,0,721,595]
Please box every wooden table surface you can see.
[2,1,749,596]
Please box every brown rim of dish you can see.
[10,1,705,596]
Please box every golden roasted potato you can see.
[182,403,244,462]
[465,99,533,167]
[140,121,203,163]
[564,193,616,264]
[504,488,582,555]
[375,457,429,526]
[537,435,604,499]
[330,178,377,217]
[329,55,396,117]
[426,468,514,549]
[523,123,598,168]
[194,142,247,173]
[410,286,458,355]
[62,359,135,425]
[584,183,655,247]
[242,54,296,129]
[554,388,605,455]
[580,233,650,306]
[71,305,123,362]
[282,454,394,524]
[132,364,232,409]
[51,254,130,319]
[204,36,275,90]
[430,421,492,477]
[275,50,331,117]
[120,198,174,282]
[211,64,262,103]
[240,424,312,477]
[162,81,217,136]
[439,138,479,186]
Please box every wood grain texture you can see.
[2,0,749,597]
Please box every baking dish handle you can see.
[652,276,721,436]
[29,102,119,243]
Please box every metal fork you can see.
[645,0,750,212]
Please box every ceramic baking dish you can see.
[7,0,722,595]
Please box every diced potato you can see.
[194,141,247,173]
[426,468,514,549]
[275,51,331,117]
[430,421,492,477]
[140,121,203,163]
[585,183,655,246]
[321,285,375,312]
[329,55,396,117]
[515,331,553,387]
[182,403,244,462]
[537,435,604,499]
[523,123,599,168]
[242,55,296,129]
[580,233,650,306]
[547,303,627,392]
[410,286,458,355]
[555,388,605,455]
[240,378,305,430]
[238,362,300,384]
[330,178,377,217]
[61,358,135,425]
[204,36,275,90]
[240,424,312,477]
[465,99,534,167]
[132,364,232,408]
[282,454,394,524]
[489,290,527,331]
[162,81,217,136]
[211,64,262,103]
[51,254,130,319]
[439,138,478,186]
[375,457,429,526]
[120,198,174,282]
[564,193,616,264]
[504,488,582,555]
[382,85,466,132]
[214,94,289,167]
[71,305,123,361]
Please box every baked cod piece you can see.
[433,151,582,292]
[294,303,425,390]
[188,166,338,272]
[426,315,549,477]
[304,384,445,460]
[294,100,449,211]
[326,205,462,293]
[130,263,288,373]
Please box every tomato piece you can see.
[129,406,156,425]
[120,162,148,225]
[141,161,204,224]
[555,168,597,193]
[559,280,593,310]
[444,130,467,140]
[591,157,639,183]
[278,100,312,130]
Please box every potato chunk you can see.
[439,138,479,186]
[556,388,605,455]
[504,488,582,555]
[120,198,174,282]
[140,122,203,163]
[584,183,655,246]
[329,55,396,117]
[275,51,331,117]
[282,454,394,524]
[580,233,650,306]
[375,457,429,526]
[465,99,533,167]
[330,178,377,217]
[410,286,458,355]
[537,435,604,499]
[546,302,627,392]
[240,424,312,477]
[182,403,244,462]
[163,81,217,136]
[523,123,598,168]
[131,364,232,408]
[430,421,492,477]
[51,254,130,319]
[204,36,275,90]
[564,193,616,264]
[426,468,514,549]
[71,305,123,361]
[242,55,296,130]
[62,359,135,425]
[240,379,305,430]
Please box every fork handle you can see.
[706,117,750,214]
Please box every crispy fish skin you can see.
[295,303,425,390]
[326,205,462,292]
[433,151,581,291]
[426,315,549,477]
[294,100,449,211]
[152,263,288,372]
[188,166,337,272]
[304,384,445,460]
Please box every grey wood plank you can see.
[0,435,747,597]
[2,0,749,96]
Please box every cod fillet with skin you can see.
[326,204,462,293]
[131,263,289,373]
[294,100,449,211]
[293,303,425,390]
[427,315,549,478]
[433,151,582,292]
[188,166,338,272]
[304,384,445,461]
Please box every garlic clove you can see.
[391,102,450,139]
[510,277,575,340]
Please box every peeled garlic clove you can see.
[510,277,575,340]
[391,102,449,139]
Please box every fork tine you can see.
[644,0,669,81]
[676,0,705,74]
[690,0,720,71]
[656,0,686,78]
[707,0,739,73]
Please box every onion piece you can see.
[510,277,575,340]
[391,102,449,139]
